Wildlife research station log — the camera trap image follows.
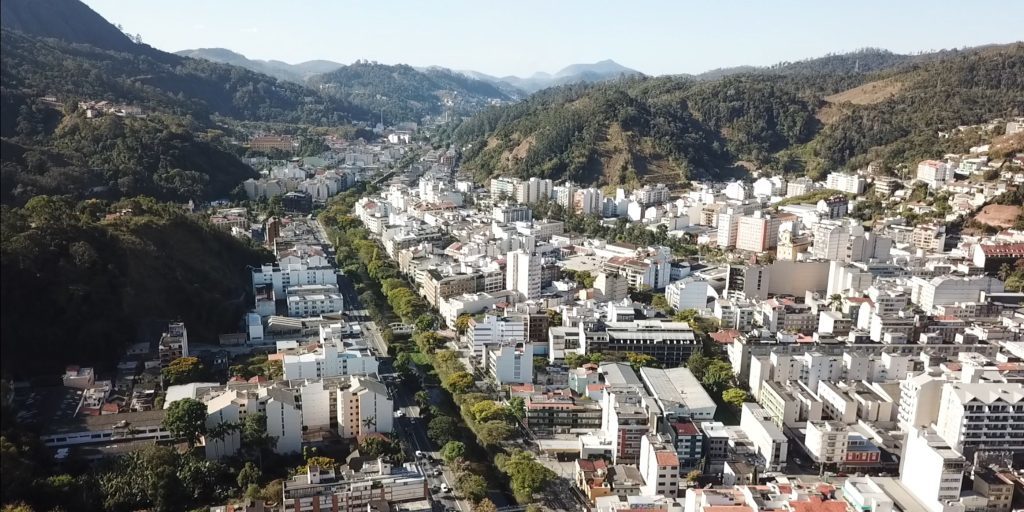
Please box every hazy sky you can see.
[83,0,1023,77]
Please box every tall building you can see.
[805,421,849,465]
[490,177,518,198]
[735,211,784,253]
[554,182,578,209]
[484,342,534,384]
[638,433,681,498]
[900,428,965,509]
[574,187,603,215]
[716,210,742,249]
[917,160,951,188]
[739,403,788,470]
[934,382,1024,457]
[506,250,542,300]
[514,177,553,204]
[158,322,189,367]
[664,278,710,311]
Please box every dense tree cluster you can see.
[0,196,272,377]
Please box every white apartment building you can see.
[716,210,742,249]
[664,278,710,312]
[490,177,518,198]
[917,160,952,188]
[900,427,966,510]
[805,421,849,465]
[282,463,427,512]
[467,313,527,356]
[575,187,603,215]
[739,403,788,470]
[897,373,946,430]
[594,271,630,301]
[336,376,394,439]
[493,204,532,223]
[506,249,542,300]
[286,284,344,317]
[786,177,817,197]
[515,177,553,204]
[934,382,1024,456]
[816,381,858,425]
[600,382,658,464]
[639,433,681,498]
[910,275,1004,313]
[842,478,894,512]
[484,341,534,385]
[198,387,303,459]
[825,172,866,194]
[252,262,337,297]
[279,340,378,381]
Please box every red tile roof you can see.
[710,329,742,344]
[980,243,1024,256]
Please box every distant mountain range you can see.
[175,48,345,82]
[176,47,643,94]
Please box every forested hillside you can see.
[0,197,272,377]
[1,95,256,205]
[309,61,512,123]
[453,43,1024,186]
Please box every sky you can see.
[83,0,1023,77]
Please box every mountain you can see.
[554,59,637,78]
[176,47,344,82]
[0,0,142,54]
[308,61,514,123]
[0,0,364,125]
[453,44,1024,186]
[491,60,643,93]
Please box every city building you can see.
[664,278,710,311]
[805,421,849,466]
[281,463,427,512]
[286,284,345,317]
[483,341,534,384]
[158,322,189,367]
[900,427,966,509]
[933,381,1024,456]
[825,172,866,194]
[738,403,788,470]
[638,433,681,498]
[506,250,542,300]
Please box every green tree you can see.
[701,360,734,394]
[360,435,399,459]
[470,401,507,423]
[722,387,750,409]
[440,441,466,463]
[625,352,659,371]
[428,416,458,446]
[415,390,430,408]
[444,371,475,394]
[414,313,437,333]
[241,412,273,452]
[686,470,702,483]
[161,356,205,385]
[237,461,261,490]
[474,498,499,512]
[827,293,845,312]
[455,314,473,335]
[651,293,670,311]
[686,352,709,380]
[507,397,526,421]
[163,398,207,449]
[456,473,489,502]
[476,420,514,446]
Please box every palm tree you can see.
[827,294,845,312]
[362,416,377,433]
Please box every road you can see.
[390,377,473,512]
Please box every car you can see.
[440,484,450,494]
[793,457,803,466]
[395,410,405,417]
[430,485,440,493]
[416,450,426,458]
[433,469,442,476]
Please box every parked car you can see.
[395,410,405,417]
[416,450,426,458]
[440,484,451,494]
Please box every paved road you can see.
[391,378,472,512]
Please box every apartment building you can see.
[581,320,698,367]
[825,172,866,194]
[600,384,658,464]
[805,421,849,465]
[897,373,945,430]
[934,382,1024,456]
[739,403,788,470]
[483,341,534,384]
[917,160,951,188]
[282,463,427,512]
[972,467,1015,512]
[158,322,189,367]
[664,278,710,311]
[467,313,527,356]
[506,249,542,300]
[639,433,681,498]
[900,428,966,509]
[252,261,336,297]
[658,419,704,471]
[735,211,784,253]
[278,339,378,380]
[522,391,602,435]
[286,284,344,317]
